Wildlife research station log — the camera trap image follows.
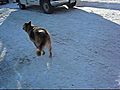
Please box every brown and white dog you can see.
[23,21,52,58]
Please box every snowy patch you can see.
[0,41,7,62]
[0,8,17,25]
[116,74,120,88]
[75,6,120,25]
[76,0,120,25]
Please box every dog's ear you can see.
[28,21,31,25]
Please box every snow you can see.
[0,0,120,89]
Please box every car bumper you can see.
[50,0,76,7]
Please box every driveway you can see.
[0,1,120,89]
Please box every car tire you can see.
[67,1,76,8]
[6,0,9,3]
[18,1,26,9]
[41,0,53,14]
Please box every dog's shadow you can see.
[15,55,53,72]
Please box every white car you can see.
[17,0,76,14]
[0,0,9,4]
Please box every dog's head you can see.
[23,21,32,32]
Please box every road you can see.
[0,0,120,89]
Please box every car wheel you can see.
[18,1,26,9]
[41,0,53,14]
[0,1,3,4]
[6,0,9,3]
[67,1,76,8]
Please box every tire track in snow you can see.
[14,61,22,89]
[0,41,7,62]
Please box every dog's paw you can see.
[42,51,45,55]
[36,49,41,56]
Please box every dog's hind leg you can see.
[36,49,41,56]
[49,46,52,58]
[33,42,38,48]
[47,40,52,58]
[42,50,45,55]
[38,44,46,56]
[36,49,45,56]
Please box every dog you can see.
[23,21,52,58]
